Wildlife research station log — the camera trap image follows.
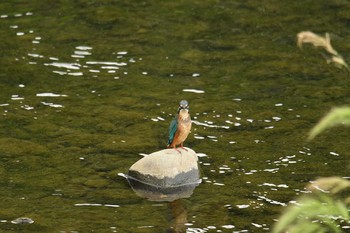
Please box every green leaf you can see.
[272,203,304,233]
[287,221,325,233]
[272,194,350,233]
[308,107,350,140]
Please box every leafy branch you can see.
[308,107,350,140]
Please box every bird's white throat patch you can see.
[179,109,190,121]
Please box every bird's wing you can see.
[167,116,178,145]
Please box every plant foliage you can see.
[308,107,350,140]
[273,177,350,233]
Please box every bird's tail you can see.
[166,139,172,148]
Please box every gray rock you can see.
[127,147,201,201]
[11,217,34,224]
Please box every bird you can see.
[167,100,192,152]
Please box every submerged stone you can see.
[127,148,201,201]
[11,217,34,224]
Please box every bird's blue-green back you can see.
[167,115,178,146]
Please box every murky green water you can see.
[1,0,350,232]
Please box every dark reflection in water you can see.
[167,200,187,233]
[124,173,201,202]
[125,174,197,232]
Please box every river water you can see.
[1,1,350,232]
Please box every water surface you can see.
[1,1,350,232]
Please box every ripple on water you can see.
[194,134,205,140]
[182,88,205,93]
[255,194,287,207]
[192,120,230,129]
[259,183,289,189]
[28,53,44,58]
[11,95,24,100]
[36,93,68,97]
[329,151,339,156]
[32,36,41,44]
[236,204,250,209]
[116,51,128,55]
[213,182,225,186]
[263,168,279,173]
[10,17,134,78]
[67,72,84,76]
[45,62,81,70]
[196,153,208,158]
[137,226,154,229]
[41,102,63,108]
[76,46,92,50]
[72,45,93,58]
[186,228,207,233]
[21,105,34,110]
[74,203,120,208]
[86,61,127,66]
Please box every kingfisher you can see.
[167,100,192,151]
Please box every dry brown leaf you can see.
[307,177,350,194]
[297,31,338,55]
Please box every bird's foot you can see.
[180,144,188,151]
[180,146,188,152]
[168,145,182,154]
[174,148,182,154]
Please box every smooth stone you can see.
[128,147,200,187]
[127,147,201,201]
[11,217,34,224]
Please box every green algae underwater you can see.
[1,0,350,232]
